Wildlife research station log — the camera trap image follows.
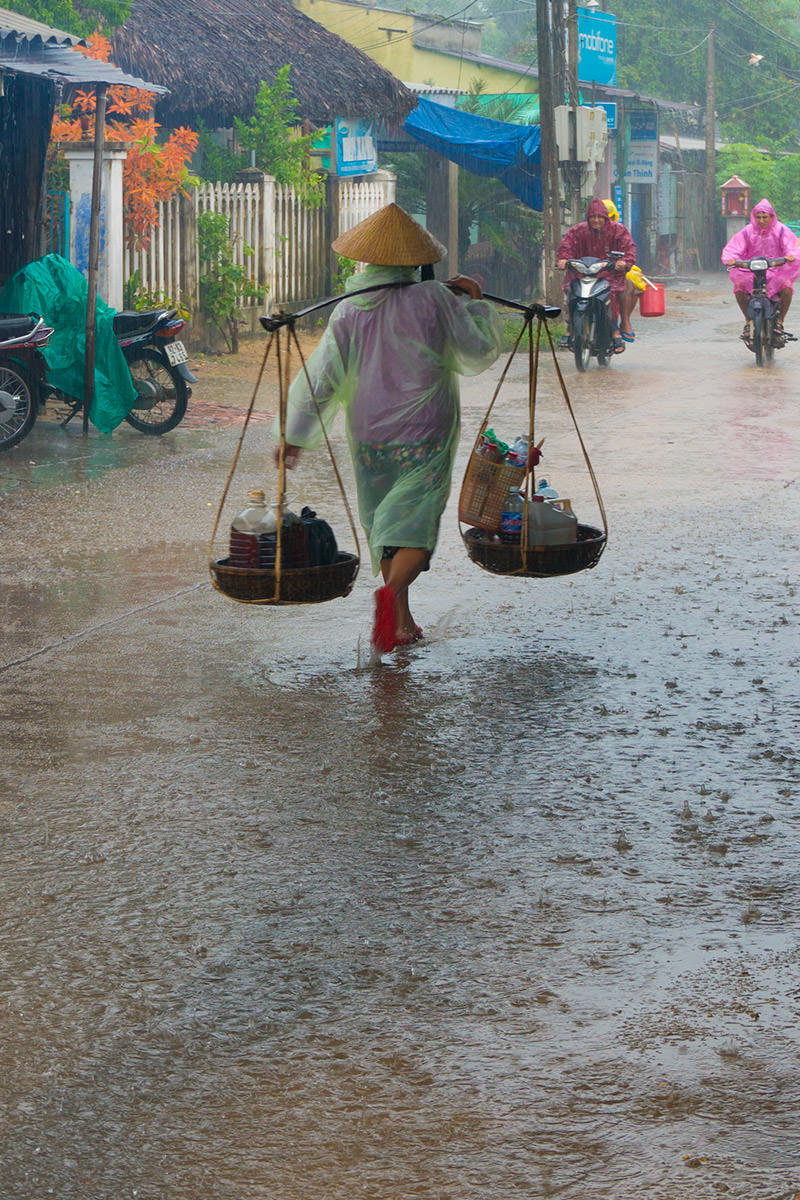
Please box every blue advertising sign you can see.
[577,9,617,87]
[597,101,617,132]
[335,117,378,177]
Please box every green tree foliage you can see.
[609,0,800,147]
[195,125,246,185]
[716,144,800,219]
[197,211,262,354]
[195,67,324,205]
[2,0,130,36]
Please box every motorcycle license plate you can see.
[164,340,188,366]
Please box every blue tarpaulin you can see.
[404,96,542,211]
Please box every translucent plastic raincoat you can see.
[722,199,800,298]
[282,265,504,574]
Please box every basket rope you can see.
[458,310,608,577]
[208,321,361,604]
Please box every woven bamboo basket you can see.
[209,314,363,608]
[458,452,526,533]
[462,524,606,578]
[210,551,360,606]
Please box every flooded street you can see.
[2,275,799,1199]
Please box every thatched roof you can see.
[110,0,416,127]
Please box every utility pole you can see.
[704,24,716,270]
[565,0,581,224]
[537,0,562,300]
[83,83,108,435]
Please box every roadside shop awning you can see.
[404,96,542,210]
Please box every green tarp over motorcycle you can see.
[0,254,136,433]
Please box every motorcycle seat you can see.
[113,309,176,337]
[0,313,42,339]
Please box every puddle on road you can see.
[2,290,800,1199]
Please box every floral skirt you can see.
[352,437,453,573]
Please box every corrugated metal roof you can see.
[0,37,167,92]
[0,5,85,45]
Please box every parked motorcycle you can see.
[115,307,197,433]
[563,251,625,372]
[51,307,197,434]
[729,256,797,367]
[0,315,55,451]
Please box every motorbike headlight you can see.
[749,258,768,270]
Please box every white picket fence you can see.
[124,171,396,313]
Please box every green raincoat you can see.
[283,265,504,573]
[0,254,136,433]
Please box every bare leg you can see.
[620,282,636,334]
[777,288,792,323]
[610,293,624,350]
[734,290,751,319]
[378,548,429,644]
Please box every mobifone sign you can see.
[577,8,617,87]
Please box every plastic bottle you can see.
[229,489,276,567]
[525,494,578,546]
[507,436,528,467]
[476,428,504,462]
[535,477,559,500]
[500,487,524,544]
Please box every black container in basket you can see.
[462,524,606,578]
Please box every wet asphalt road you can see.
[1,274,799,1199]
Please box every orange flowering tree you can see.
[51,33,198,249]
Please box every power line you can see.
[715,34,800,83]
[733,80,800,110]
[357,0,485,54]
[616,19,709,34]
[664,34,712,59]
[717,0,800,56]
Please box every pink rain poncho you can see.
[282,264,504,573]
[722,199,799,298]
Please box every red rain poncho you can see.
[722,199,800,299]
[557,197,637,319]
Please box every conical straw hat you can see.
[332,203,446,266]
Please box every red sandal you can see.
[372,585,396,654]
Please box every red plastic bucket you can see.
[640,282,665,317]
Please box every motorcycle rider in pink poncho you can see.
[721,198,799,337]
[276,203,504,656]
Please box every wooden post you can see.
[447,160,459,273]
[704,25,716,270]
[83,83,108,436]
[326,172,341,295]
[537,0,562,300]
[425,151,451,277]
[566,0,581,224]
[179,188,197,318]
